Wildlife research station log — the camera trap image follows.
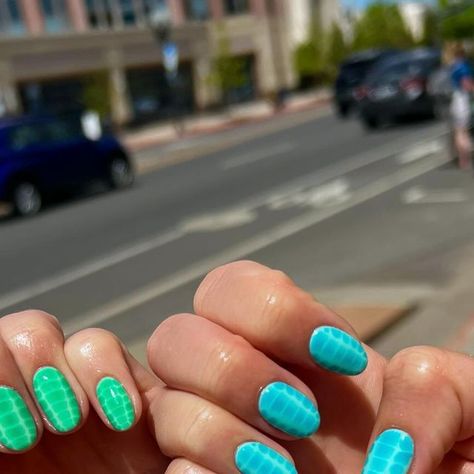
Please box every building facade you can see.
[0,0,337,125]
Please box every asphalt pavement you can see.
[1,108,472,359]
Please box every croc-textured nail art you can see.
[362,429,414,474]
[96,377,135,431]
[235,442,297,474]
[33,366,81,433]
[258,382,320,437]
[309,326,368,375]
[0,387,37,451]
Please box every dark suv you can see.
[0,115,134,216]
[334,49,399,118]
[358,48,441,129]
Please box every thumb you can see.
[361,346,474,474]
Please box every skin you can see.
[0,261,474,473]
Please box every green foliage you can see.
[293,22,348,87]
[82,72,110,118]
[209,24,248,104]
[441,5,474,39]
[352,3,415,51]
[419,9,439,46]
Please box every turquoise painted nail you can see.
[235,442,297,474]
[362,429,414,474]
[309,326,368,375]
[258,382,319,437]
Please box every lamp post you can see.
[149,4,184,134]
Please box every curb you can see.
[124,96,332,153]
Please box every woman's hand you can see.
[0,310,169,473]
[147,261,474,474]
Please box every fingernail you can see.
[309,326,368,375]
[362,429,414,474]
[33,366,81,433]
[258,381,320,437]
[96,377,135,431]
[235,442,297,474]
[0,387,37,451]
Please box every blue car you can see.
[0,115,134,216]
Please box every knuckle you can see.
[66,327,120,355]
[1,309,61,332]
[207,335,253,395]
[194,261,267,313]
[387,346,445,390]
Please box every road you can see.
[1,108,473,357]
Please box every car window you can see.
[8,124,43,151]
[43,119,84,143]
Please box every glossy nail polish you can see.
[309,326,368,375]
[0,387,37,451]
[96,377,135,431]
[258,381,320,437]
[33,366,81,433]
[362,429,414,474]
[235,442,297,474]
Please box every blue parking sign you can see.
[162,42,179,78]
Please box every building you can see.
[0,0,337,125]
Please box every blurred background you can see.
[1,0,474,362]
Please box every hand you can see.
[147,261,474,473]
[0,310,170,473]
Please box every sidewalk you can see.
[122,88,332,153]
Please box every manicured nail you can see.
[235,442,297,474]
[96,377,135,431]
[0,387,37,451]
[258,381,320,437]
[362,429,414,474]
[33,366,81,433]
[309,326,368,375]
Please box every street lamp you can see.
[148,3,183,134]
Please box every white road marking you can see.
[0,132,447,313]
[402,186,469,204]
[398,139,445,164]
[0,228,185,311]
[220,143,295,169]
[181,208,257,232]
[65,154,449,333]
[268,178,351,210]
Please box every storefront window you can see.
[184,0,209,21]
[143,0,169,17]
[0,0,25,36]
[86,0,114,28]
[40,0,70,32]
[224,0,249,15]
[118,0,136,25]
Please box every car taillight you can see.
[400,77,426,92]
[354,86,369,101]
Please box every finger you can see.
[65,328,141,431]
[194,261,369,376]
[150,387,298,474]
[362,347,474,474]
[166,458,217,474]
[0,336,41,453]
[148,314,320,439]
[0,310,87,435]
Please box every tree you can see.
[440,2,474,39]
[352,3,415,51]
[419,9,439,46]
[209,24,248,105]
[326,23,349,79]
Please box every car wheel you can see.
[11,182,42,217]
[107,155,134,189]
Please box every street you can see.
[1,108,473,359]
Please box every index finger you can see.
[194,261,369,376]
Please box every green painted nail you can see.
[0,387,37,451]
[33,366,81,433]
[96,377,135,431]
